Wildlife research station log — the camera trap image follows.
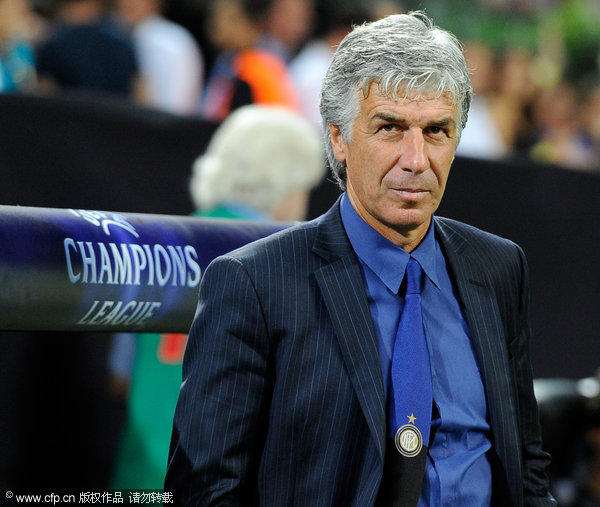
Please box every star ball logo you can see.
[69,209,140,238]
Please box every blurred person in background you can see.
[369,0,405,20]
[455,40,509,160]
[259,0,314,63]
[198,0,299,122]
[0,0,37,92]
[488,47,539,158]
[114,0,204,116]
[578,84,600,172]
[530,81,598,172]
[190,104,325,221]
[36,0,143,100]
[552,372,600,506]
[289,5,371,131]
[109,104,325,490]
[573,394,600,506]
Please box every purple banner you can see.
[0,205,289,332]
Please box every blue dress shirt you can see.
[340,194,492,506]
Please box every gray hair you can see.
[190,105,325,214]
[320,11,472,189]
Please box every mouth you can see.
[391,188,430,202]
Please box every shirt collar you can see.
[340,192,440,293]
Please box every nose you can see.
[400,129,428,173]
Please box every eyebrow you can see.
[372,114,456,129]
[430,118,456,129]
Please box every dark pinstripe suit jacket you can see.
[166,200,554,506]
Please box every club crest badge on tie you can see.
[394,413,423,457]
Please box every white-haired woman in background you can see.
[190,104,326,222]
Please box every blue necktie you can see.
[389,257,433,457]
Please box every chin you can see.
[388,208,431,228]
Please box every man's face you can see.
[208,0,257,51]
[267,0,313,51]
[116,0,154,25]
[330,83,458,251]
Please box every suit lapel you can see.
[434,218,519,484]
[313,202,387,461]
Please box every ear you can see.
[328,124,347,163]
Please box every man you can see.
[198,0,300,122]
[115,0,204,115]
[36,0,143,100]
[166,12,555,505]
[259,0,314,62]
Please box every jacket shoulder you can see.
[201,217,324,281]
[435,216,523,255]
[435,215,529,308]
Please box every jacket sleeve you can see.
[511,245,556,506]
[165,255,272,506]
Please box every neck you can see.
[346,192,431,253]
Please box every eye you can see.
[378,123,405,135]
[426,125,445,135]
[426,122,456,140]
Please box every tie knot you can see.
[405,258,423,295]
